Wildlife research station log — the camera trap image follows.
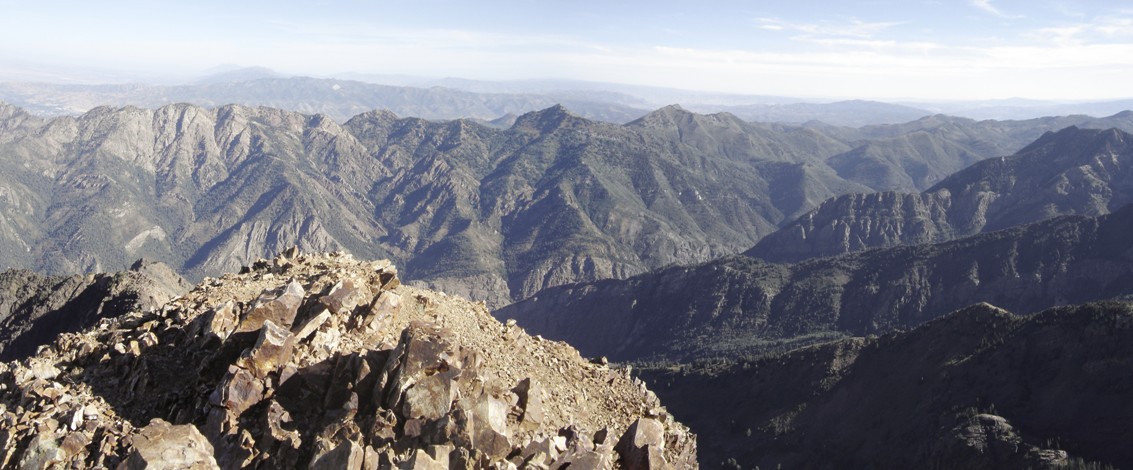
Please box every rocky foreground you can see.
[0,250,695,468]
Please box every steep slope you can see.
[815,112,1133,191]
[0,251,696,468]
[0,259,190,361]
[496,206,1133,362]
[749,126,1133,263]
[643,301,1133,469]
[4,102,1131,307]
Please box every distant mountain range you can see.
[4,102,1133,308]
[4,67,1132,126]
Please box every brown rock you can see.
[409,448,448,470]
[468,390,511,459]
[368,291,402,330]
[210,365,265,422]
[17,434,64,470]
[309,439,363,470]
[320,278,372,315]
[60,431,91,458]
[615,418,669,470]
[244,320,296,377]
[236,280,305,333]
[263,400,301,450]
[204,301,239,341]
[513,378,545,430]
[402,368,460,421]
[380,322,460,413]
[295,309,332,341]
[119,418,218,470]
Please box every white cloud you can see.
[756,18,904,38]
[970,0,1022,19]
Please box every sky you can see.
[1,0,1131,101]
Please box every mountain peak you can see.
[628,104,695,128]
[510,104,584,132]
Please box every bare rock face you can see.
[0,251,696,468]
[120,419,219,470]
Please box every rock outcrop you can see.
[0,251,695,468]
[0,259,190,361]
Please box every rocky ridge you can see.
[0,259,190,361]
[497,205,1133,362]
[747,126,1133,263]
[0,250,695,468]
[643,300,1133,469]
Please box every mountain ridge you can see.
[644,299,1133,469]
[747,126,1133,263]
[3,101,1133,307]
[496,205,1133,362]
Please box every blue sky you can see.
[1,0,1131,100]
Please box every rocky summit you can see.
[0,250,695,469]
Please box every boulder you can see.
[236,281,304,333]
[243,320,295,377]
[309,439,363,470]
[615,418,669,470]
[204,301,239,341]
[319,278,372,315]
[119,419,218,470]
[513,377,545,430]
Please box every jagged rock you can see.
[243,320,296,377]
[261,400,301,452]
[295,309,332,341]
[26,357,60,381]
[207,365,265,435]
[204,301,239,341]
[310,439,363,470]
[119,419,218,470]
[320,278,372,315]
[467,390,512,459]
[17,433,65,469]
[380,322,462,420]
[236,280,304,333]
[616,418,668,470]
[513,377,545,430]
[408,447,448,469]
[368,291,402,331]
